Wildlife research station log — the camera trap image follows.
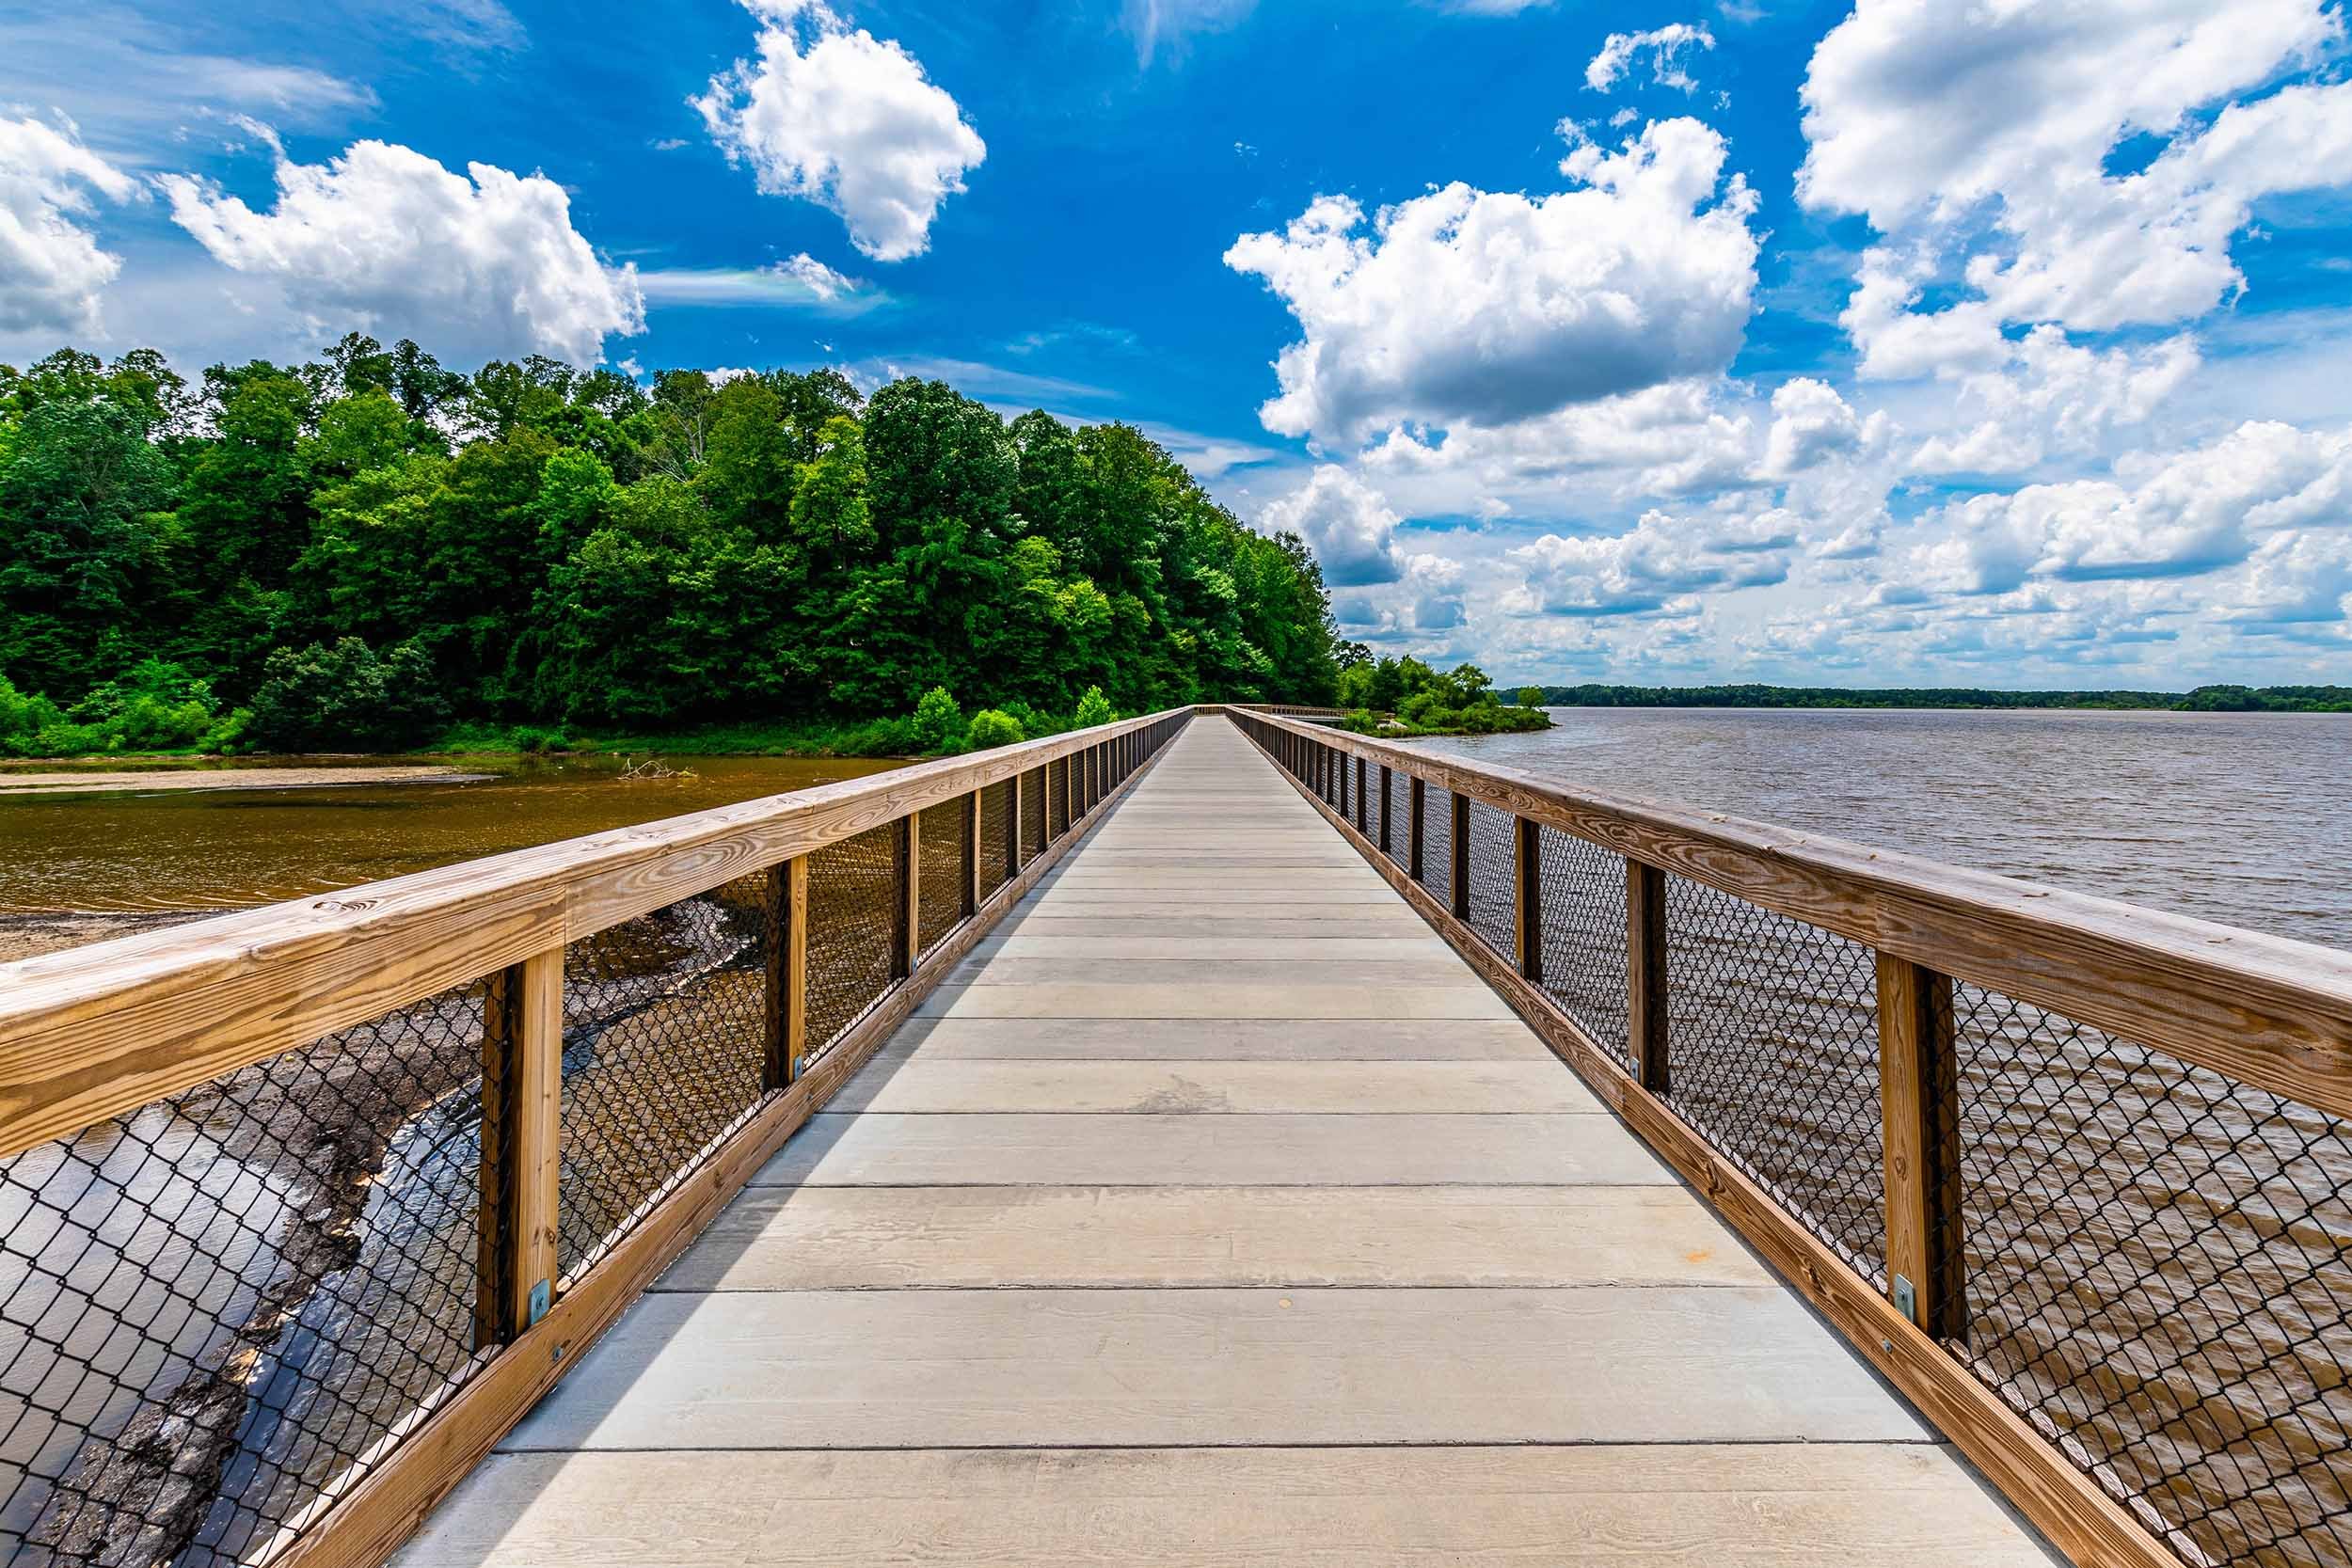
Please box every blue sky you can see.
[6,0,2352,688]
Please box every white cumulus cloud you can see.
[1504,505,1798,617]
[1224,116,1759,447]
[0,116,137,335]
[1259,464,1407,586]
[694,0,985,262]
[1585,23,1715,93]
[159,138,644,366]
[1801,0,2352,360]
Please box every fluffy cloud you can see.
[1259,464,1406,586]
[695,0,984,262]
[1907,329,2200,475]
[1915,420,2352,594]
[1801,0,2352,362]
[1504,505,1797,616]
[0,116,136,335]
[160,139,644,365]
[1756,377,1888,480]
[1224,116,1759,446]
[1585,23,1715,93]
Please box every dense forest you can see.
[0,336,1344,757]
[1534,684,2352,713]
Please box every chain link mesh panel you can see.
[1463,800,1517,960]
[0,983,490,1567]
[554,879,771,1282]
[803,825,899,1059]
[1045,760,1068,842]
[1022,767,1046,864]
[918,803,966,959]
[1534,826,1632,1065]
[1949,986,2352,1568]
[978,780,1012,903]
[1660,877,1886,1286]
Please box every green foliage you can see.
[1074,685,1115,728]
[247,637,450,752]
[913,685,965,752]
[1515,687,1544,708]
[1,339,1346,753]
[0,659,249,756]
[1335,657,1550,737]
[964,709,1026,750]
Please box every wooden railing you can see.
[0,709,1191,1568]
[1230,707,2352,1568]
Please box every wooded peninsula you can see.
[0,336,1352,759]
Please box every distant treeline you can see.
[0,335,1343,757]
[1530,684,2352,713]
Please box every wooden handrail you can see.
[1235,708,2352,1122]
[0,707,1191,1161]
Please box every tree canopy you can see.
[0,337,1344,754]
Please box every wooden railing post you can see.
[765,856,808,1087]
[1336,746,1347,816]
[1879,954,1964,1338]
[1378,765,1392,853]
[1516,816,1543,983]
[1407,776,1426,882]
[961,789,981,918]
[476,947,562,1347]
[1626,862,1670,1093]
[1009,771,1026,871]
[1450,791,1471,920]
[1064,752,1076,830]
[894,813,918,979]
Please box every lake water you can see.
[1417,706,2352,951]
[0,752,903,958]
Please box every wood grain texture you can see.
[394,1445,2061,1568]
[1235,709,2352,1119]
[659,1184,1769,1291]
[0,708,1192,1161]
[1879,954,1963,1338]
[1248,728,2174,1568]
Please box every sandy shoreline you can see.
[0,764,490,796]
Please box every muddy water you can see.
[1418,709,2352,1567]
[0,753,904,1564]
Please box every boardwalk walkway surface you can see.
[395,718,2056,1566]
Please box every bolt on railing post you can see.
[894,813,919,979]
[1407,775,1426,882]
[476,946,562,1348]
[1878,953,1965,1338]
[1625,862,1670,1093]
[1515,816,1543,982]
[1450,791,1471,920]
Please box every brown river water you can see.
[3,715,2349,1566]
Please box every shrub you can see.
[1073,685,1114,729]
[247,637,451,752]
[964,708,1025,750]
[913,685,965,752]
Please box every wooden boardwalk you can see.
[395,718,2056,1565]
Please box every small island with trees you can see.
[1333,655,1552,737]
